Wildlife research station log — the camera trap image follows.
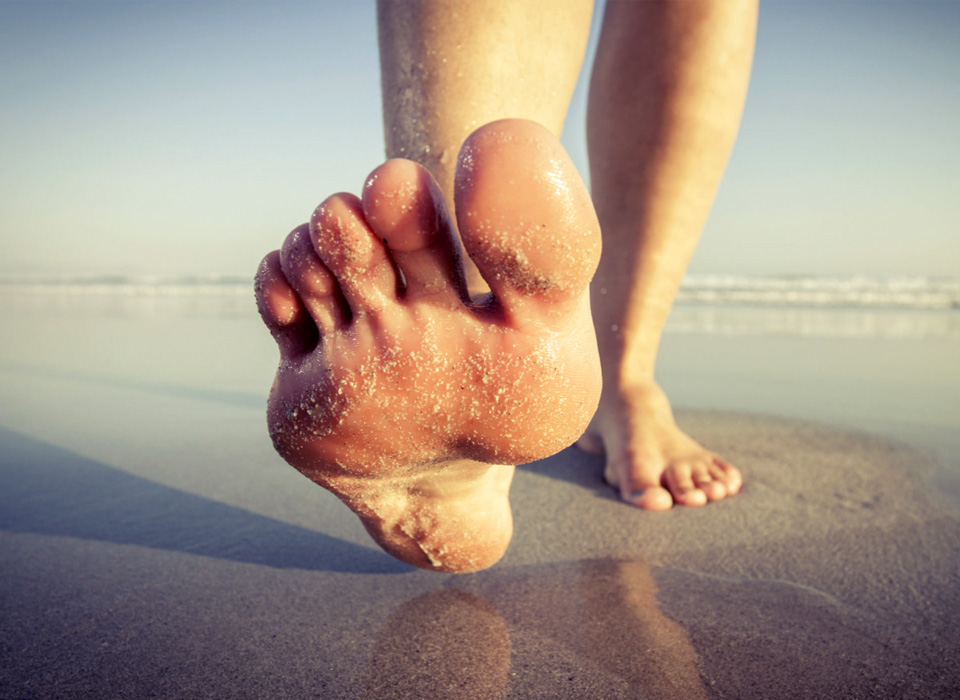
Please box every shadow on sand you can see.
[0,361,266,410]
[0,425,409,574]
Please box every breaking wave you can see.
[2,273,957,337]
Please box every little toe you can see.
[279,224,348,332]
[310,193,400,316]
[712,458,743,495]
[255,251,318,356]
[453,119,601,313]
[362,159,468,304]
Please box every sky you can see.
[0,0,958,279]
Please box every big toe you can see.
[453,119,601,313]
[625,485,675,511]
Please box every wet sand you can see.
[1,296,958,698]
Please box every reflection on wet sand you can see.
[365,590,511,700]
[575,560,708,700]
[366,559,706,699]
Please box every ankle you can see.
[600,356,658,392]
[598,376,669,409]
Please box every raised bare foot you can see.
[577,381,742,510]
[255,120,601,572]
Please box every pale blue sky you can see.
[1,1,957,278]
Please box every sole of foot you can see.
[577,381,742,510]
[255,119,602,572]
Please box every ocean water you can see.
[3,273,958,339]
[674,274,960,339]
[677,274,960,310]
[4,272,957,305]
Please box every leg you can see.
[578,0,757,509]
[256,120,601,572]
[377,0,594,293]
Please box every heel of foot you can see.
[366,517,513,574]
[347,464,516,574]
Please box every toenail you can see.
[629,489,649,501]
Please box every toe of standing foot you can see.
[612,454,742,511]
[585,382,744,511]
[623,485,675,511]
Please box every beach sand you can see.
[1,294,958,699]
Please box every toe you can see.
[310,193,400,316]
[453,119,600,313]
[712,458,743,495]
[695,471,728,502]
[624,485,674,511]
[279,224,348,332]
[663,463,708,507]
[362,159,468,304]
[255,251,318,356]
[692,460,728,501]
[607,454,674,511]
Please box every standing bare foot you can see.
[574,0,753,511]
[254,120,601,573]
[577,381,742,510]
